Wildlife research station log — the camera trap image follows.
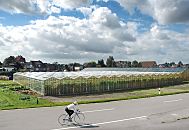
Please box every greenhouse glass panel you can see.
[13,68,189,96]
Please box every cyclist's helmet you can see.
[73,101,78,105]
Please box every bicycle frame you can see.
[58,109,85,125]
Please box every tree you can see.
[15,62,23,70]
[127,61,132,67]
[132,60,139,67]
[3,56,16,67]
[164,62,170,68]
[178,61,183,67]
[170,62,176,66]
[170,62,176,67]
[138,62,142,67]
[64,64,70,71]
[83,61,97,68]
[98,59,106,67]
[106,56,116,67]
[0,61,2,67]
[73,62,81,67]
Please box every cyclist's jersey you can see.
[67,103,77,111]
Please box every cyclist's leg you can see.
[65,108,74,121]
[65,108,71,116]
[69,110,74,117]
[69,110,74,121]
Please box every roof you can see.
[14,70,182,81]
[83,67,186,72]
[15,56,26,63]
[140,61,157,68]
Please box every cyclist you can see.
[65,101,78,122]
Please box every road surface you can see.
[1,93,189,130]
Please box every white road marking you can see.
[164,99,183,103]
[83,108,114,113]
[171,114,179,116]
[52,116,147,130]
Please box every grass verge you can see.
[1,80,189,110]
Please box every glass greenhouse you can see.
[13,68,189,96]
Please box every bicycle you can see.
[58,109,85,125]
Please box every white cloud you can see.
[0,5,189,64]
[0,0,92,15]
[96,0,109,2]
[150,25,170,40]
[0,7,136,63]
[76,7,93,16]
[118,0,189,24]
[125,25,189,62]
[50,6,61,14]
[0,0,50,15]
[52,0,92,10]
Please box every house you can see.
[115,61,131,68]
[68,63,83,71]
[74,66,83,71]
[26,61,47,72]
[183,64,189,68]
[140,61,157,68]
[15,55,26,64]
[46,63,62,72]
[0,67,15,72]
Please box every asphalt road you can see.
[1,93,189,130]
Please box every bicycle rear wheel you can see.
[74,113,85,125]
[58,114,69,125]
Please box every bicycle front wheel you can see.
[58,114,69,125]
[74,113,85,125]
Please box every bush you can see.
[9,86,29,91]
[19,96,30,100]
[0,76,9,80]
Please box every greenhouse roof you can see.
[14,71,181,81]
[83,67,187,72]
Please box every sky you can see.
[0,0,189,64]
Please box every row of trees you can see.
[0,55,186,71]
[163,61,183,68]
[83,56,185,68]
[84,56,142,68]
[1,56,25,70]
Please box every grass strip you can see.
[1,80,189,110]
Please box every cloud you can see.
[150,25,170,40]
[96,0,109,2]
[76,7,93,16]
[0,0,50,15]
[0,7,136,63]
[52,0,92,10]
[0,5,189,64]
[0,0,92,15]
[50,6,61,14]
[118,0,189,24]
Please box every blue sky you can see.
[0,0,189,64]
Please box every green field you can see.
[0,80,56,110]
[1,80,189,110]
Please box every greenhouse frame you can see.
[13,68,189,96]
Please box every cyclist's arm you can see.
[73,105,78,112]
